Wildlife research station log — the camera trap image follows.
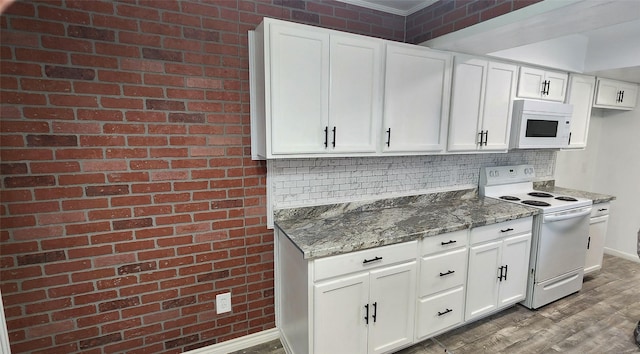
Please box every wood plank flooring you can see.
[235,254,640,354]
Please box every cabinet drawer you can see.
[591,203,610,217]
[416,286,464,339]
[314,241,417,282]
[419,248,467,297]
[471,217,532,245]
[421,230,468,256]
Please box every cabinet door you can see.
[465,240,501,321]
[314,273,369,354]
[329,34,382,154]
[594,78,620,107]
[447,57,485,152]
[618,81,638,108]
[498,233,531,307]
[368,261,416,354]
[269,24,329,155]
[585,215,609,275]
[517,67,545,99]
[481,62,518,151]
[383,43,451,153]
[544,71,568,102]
[565,74,595,149]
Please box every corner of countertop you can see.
[534,181,616,204]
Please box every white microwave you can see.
[510,100,573,149]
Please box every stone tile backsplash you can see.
[267,151,556,226]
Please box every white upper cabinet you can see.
[258,18,382,158]
[564,74,596,149]
[448,55,517,152]
[593,78,638,110]
[383,43,452,153]
[517,66,568,102]
[329,34,383,154]
[267,21,330,156]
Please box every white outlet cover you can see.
[216,292,231,314]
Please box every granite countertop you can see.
[275,189,540,260]
[537,185,616,204]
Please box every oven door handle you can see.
[543,208,592,222]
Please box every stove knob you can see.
[489,171,494,177]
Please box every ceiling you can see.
[336,0,437,16]
[341,0,640,83]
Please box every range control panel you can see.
[480,164,536,186]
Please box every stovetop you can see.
[479,165,592,214]
[492,190,592,213]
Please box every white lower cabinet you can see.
[313,261,418,354]
[585,203,611,275]
[465,218,532,322]
[277,217,534,354]
[416,230,468,340]
[367,262,417,354]
[313,272,369,354]
[417,287,465,339]
[314,259,416,354]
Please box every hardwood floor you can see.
[235,254,640,354]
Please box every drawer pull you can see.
[440,240,457,245]
[439,270,455,277]
[437,308,453,316]
[598,208,608,212]
[500,228,514,233]
[363,256,383,264]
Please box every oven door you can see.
[535,206,592,282]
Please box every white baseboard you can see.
[604,247,640,263]
[185,328,280,354]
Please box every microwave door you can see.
[526,119,558,138]
[518,114,568,148]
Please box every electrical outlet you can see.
[216,292,231,314]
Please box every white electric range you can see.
[479,164,593,309]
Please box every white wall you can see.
[556,107,640,261]
[488,34,589,73]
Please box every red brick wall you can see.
[0,1,403,353]
[406,0,543,44]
